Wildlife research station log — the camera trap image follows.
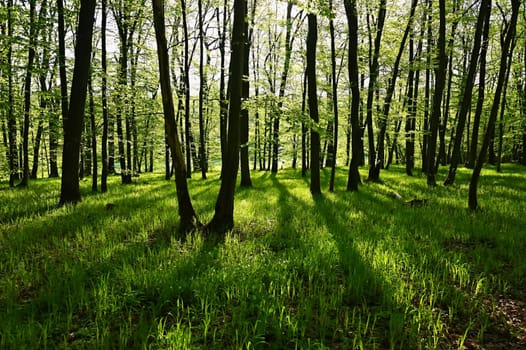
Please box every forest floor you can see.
[1,165,525,349]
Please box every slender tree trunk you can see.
[307,13,320,195]
[444,0,489,185]
[59,0,96,205]
[496,37,515,172]
[240,0,256,187]
[368,0,418,182]
[6,0,18,186]
[467,5,491,169]
[345,0,361,191]
[206,0,246,235]
[217,1,228,162]
[88,68,97,192]
[19,0,39,187]
[181,0,192,177]
[422,0,432,173]
[469,0,519,209]
[101,0,109,192]
[328,0,338,192]
[152,0,200,234]
[426,0,447,187]
[363,0,386,176]
[301,67,308,177]
[31,51,51,179]
[198,0,208,179]
[272,0,296,173]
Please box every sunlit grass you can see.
[1,164,525,349]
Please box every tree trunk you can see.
[89,68,97,192]
[206,0,246,235]
[368,0,418,182]
[426,0,447,187]
[444,0,489,185]
[240,0,256,187]
[59,0,96,205]
[152,0,200,234]
[301,67,308,177]
[466,4,491,169]
[6,0,18,186]
[101,0,109,192]
[344,0,361,191]
[363,0,386,177]
[19,0,39,187]
[328,0,338,192]
[181,0,193,177]
[198,0,208,180]
[307,13,321,195]
[272,0,296,173]
[469,0,519,210]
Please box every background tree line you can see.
[1,0,525,230]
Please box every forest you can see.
[1,0,526,348]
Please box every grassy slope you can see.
[0,165,525,349]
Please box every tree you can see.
[152,0,200,234]
[444,0,490,186]
[307,12,320,195]
[101,0,109,192]
[426,0,447,187]
[205,0,246,235]
[344,0,361,191]
[59,0,96,205]
[328,0,339,192]
[469,0,520,209]
[363,0,386,180]
[368,0,418,182]
[240,0,257,187]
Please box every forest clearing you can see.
[1,166,525,349]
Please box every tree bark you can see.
[206,0,246,235]
[152,0,200,234]
[344,0,361,191]
[368,0,418,182]
[59,0,96,205]
[328,0,339,192]
[426,0,447,187]
[444,0,490,185]
[469,0,519,210]
[307,13,320,195]
[101,0,109,192]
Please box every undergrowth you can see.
[0,165,525,349]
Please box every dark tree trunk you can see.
[328,0,338,192]
[6,0,18,186]
[217,1,228,162]
[89,69,97,192]
[240,0,256,187]
[152,0,200,234]
[198,0,207,180]
[344,0,361,191]
[301,67,308,177]
[19,0,39,187]
[31,47,51,180]
[59,0,96,205]
[421,0,432,173]
[307,13,321,195]
[426,0,447,187]
[469,0,519,210]
[181,0,192,177]
[272,0,296,173]
[101,0,109,192]
[467,5,491,169]
[363,0,386,176]
[206,0,246,235]
[444,0,490,185]
[368,0,418,182]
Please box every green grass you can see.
[1,165,525,349]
